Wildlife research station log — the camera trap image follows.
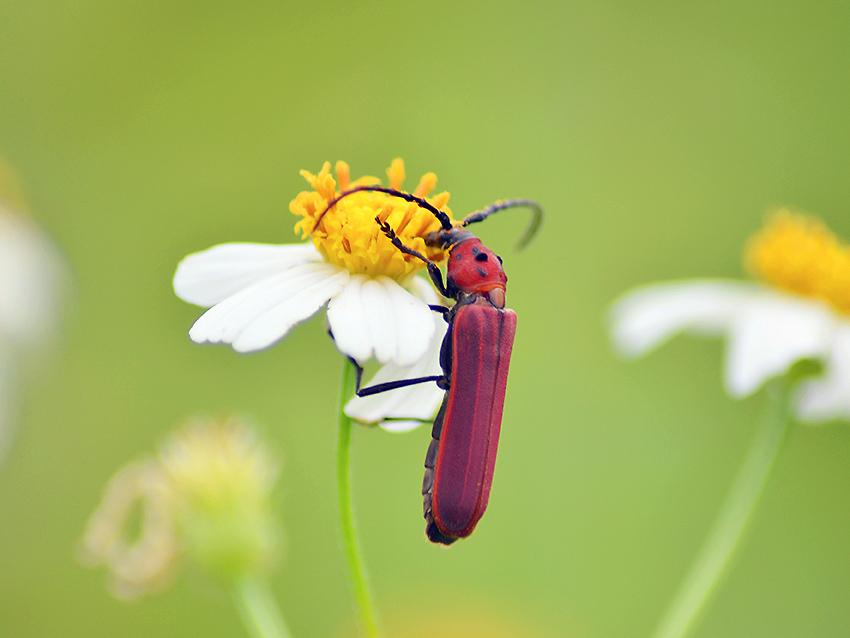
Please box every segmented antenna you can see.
[461,199,544,250]
[313,186,543,251]
[312,186,453,234]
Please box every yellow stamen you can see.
[387,158,405,191]
[431,191,450,210]
[291,160,454,282]
[413,173,437,198]
[744,209,850,314]
[335,161,350,192]
[394,202,417,235]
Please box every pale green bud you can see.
[158,418,281,581]
[79,418,282,598]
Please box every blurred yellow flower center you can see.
[744,210,850,314]
[160,420,278,513]
[291,159,453,281]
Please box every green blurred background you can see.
[2,1,850,636]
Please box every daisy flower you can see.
[174,159,451,427]
[0,196,66,464]
[610,210,850,423]
[612,212,850,638]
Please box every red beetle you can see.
[319,187,542,544]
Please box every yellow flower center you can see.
[744,209,850,314]
[290,159,453,281]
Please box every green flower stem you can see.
[232,578,292,638]
[652,381,792,638]
[338,358,380,638]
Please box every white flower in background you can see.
[0,191,66,464]
[610,210,850,422]
[174,160,449,428]
[78,418,281,598]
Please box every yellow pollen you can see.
[291,159,454,281]
[744,209,850,315]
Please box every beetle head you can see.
[443,237,507,306]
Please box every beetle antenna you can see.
[376,217,450,297]
[461,199,544,250]
[312,186,454,234]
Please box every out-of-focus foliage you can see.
[1,2,849,637]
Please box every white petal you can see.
[174,243,322,307]
[0,207,66,346]
[385,279,439,365]
[795,322,850,422]
[724,291,836,397]
[381,420,432,433]
[345,308,447,429]
[327,276,435,366]
[609,280,759,357]
[188,262,349,352]
[407,275,442,307]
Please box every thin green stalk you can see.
[231,578,292,638]
[338,358,380,638]
[651,381,792,638]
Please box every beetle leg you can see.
[428,304,450,314]
[349,356,445,397]
[376,217,450,297]
[423,263,450,298]
[356,375,446,396]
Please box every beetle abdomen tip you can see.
[426,520,458,546]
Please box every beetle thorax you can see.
[445,237,507,305]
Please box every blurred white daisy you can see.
[610,210,850,422]
[0,188,66,463]
[174,160,449,428]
